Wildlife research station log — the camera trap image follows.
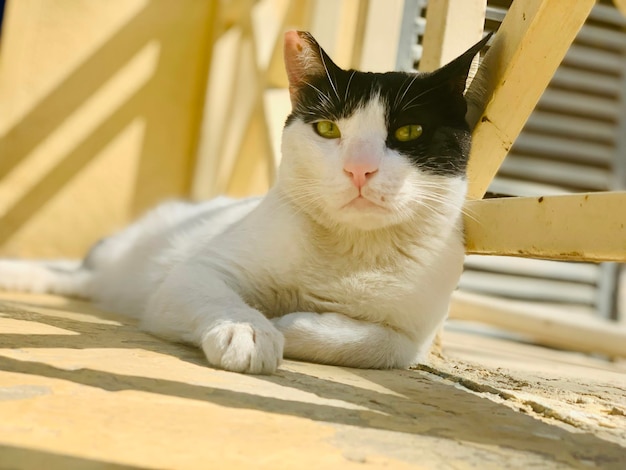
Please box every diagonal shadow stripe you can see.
[0,90,149,245]
[0,3,160,180]
[1,355,624,469]
[0,443,148,470]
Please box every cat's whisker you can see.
[420,193,482,225]
[303,81,334,107]
[412,187,462,205]
[319,47,341,102]
[393,76,413,110]
[407,188,465,216]
[395,74,419,110]
[277,183,329,216]
[458,205,483,226]
[344,70,356,103]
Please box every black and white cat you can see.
[0,31,489,374]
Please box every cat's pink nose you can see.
[343,154,379,189]
[343,164,378,189]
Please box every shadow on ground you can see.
[1,295,624,469]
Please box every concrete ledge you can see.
[1,293,624,469]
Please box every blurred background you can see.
[0,1,624,340]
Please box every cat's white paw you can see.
[201,320,284,374]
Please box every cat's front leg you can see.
[271,312,422,369]
[143,265,284,374]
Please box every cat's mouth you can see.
[341,195,387,211]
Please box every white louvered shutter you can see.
[400,0,625,321]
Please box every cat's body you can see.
[0,31,490,374]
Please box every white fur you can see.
[0,94,466,375]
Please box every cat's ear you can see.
[432,32,493,95]
[283,30,340,105]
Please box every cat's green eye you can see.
[394,124,423,142]
[314,121,341,139]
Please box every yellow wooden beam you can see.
[0,0,217,257]
[419,0,486,357]
[451,291,626,357]
[464,192,626,262]
[358,0,406,72]
[419,0,486,72]
[465,0,595,200]
[264,0,313,89]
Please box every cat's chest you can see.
[244,254,419,320]
[220,197,460,322]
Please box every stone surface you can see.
[0,292,624,469]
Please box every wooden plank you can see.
[486,177,570,198]
[211,32,262,196]
[450,291,626,357]
[263,88,292,167]
[0,0,217,257]
[310,0,365,70]
[464,192,626,262]
[465,0,595,200]
[264,0,313,88]
[195,0,294,199]
[357,0,406,72]
[418,0,486,356]
[226,104,274,197]
[192,28,243,200]
[419,0,486,73]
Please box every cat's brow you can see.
[400,80,450,112]
[401,96,441,112]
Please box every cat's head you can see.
[278,31,489,232]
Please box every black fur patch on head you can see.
[381,70,472,176]
[285,33,491,177]
[286,69,471,177]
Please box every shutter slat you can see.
[525,111,615,143]
[538,88,619,121]
[551,67,622,97]
[464,255,600,284]
[589,2,626,27]
[459,272,597,305]
[575,23,626,51]
[498,155,610,190]
[562,44,624,75]
[512,134,613,166]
